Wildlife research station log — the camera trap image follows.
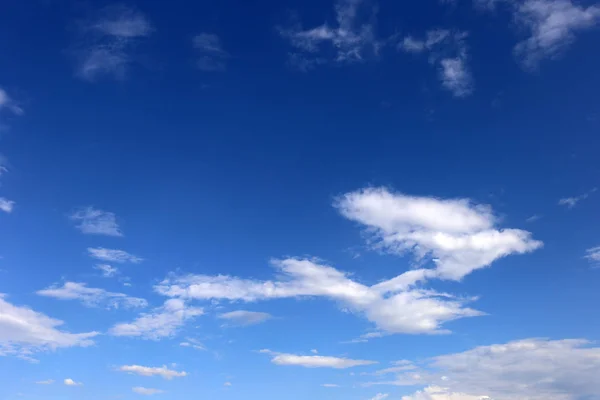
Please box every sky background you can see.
[1,0,600,399]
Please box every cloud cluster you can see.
[37,282,147,309]
[0,294,98,361]
[88,247,143,263]
[193,33,229,71]
[75,5,153,81]
[279,0,380,70]
[260,349,377,369]
[378,338,600,400]
[118,365,187,380]
[70,206,122,236]
[109,299,203,339]
[156,258,482,335]
[398,29,472,97]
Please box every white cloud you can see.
[118,365,187,380]
[260,349,377,369]
[377,338,600,400]
[35,379,54,385]
[94,264,119,277]
[88,247,143,263]
[0,294,98,361]
[0,88,24,115]
[75,5,153,81]
[109,299,203,340]
[193,33,228,71]
[526,214,542,222]
[179,337,205,350]
[398,30,473,97]
[0,198,15,213]
[322,383,340,387]
[37,282,147,309]
[370,394,389,400]
[558,188,596,208]
[64,378,83,386]
[132,387,164,395]
[153,188,540,336]
[584,246,600,267]
[279,0,380,69]
[402,386,490,400]
[224,381,232,387]
[513,0,600,69]
[218,310,272,326]
[155,258,483,335]
[70,206,122,236]
[335,187,542,281]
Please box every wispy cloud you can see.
[109,299,203,340]
[0,88,24,116]
[74,5,153,81]
[379,338,600,400]
[132,387,164,395]
[398,30,473,97]
[279,0,380,70]
[558,188,596,208]
[322,383,340,388]
[179,337,205,351]
[94,264,119,277]
[0,198,15,213]
[369,394,389,400]
[88,247,143,263]
[193,33,229,71]
[35,380,55,385]
[0,294,98,361]
[513,0,600,69]
[37,282,147,309]
[70,206,122,236]
[64,378,83,386]
[218,310,272,326]
[259,349,377,369]
[584,246,600,267]
[526,214,542,222]
[118,365,187,380]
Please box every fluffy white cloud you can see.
[94,264,119,277]
[118,365,187,380]
[155,258,482,335]
[35,379,54,385]
[70,207,122,236]
[585,246,600,266]
[132,387,164,395]
[260,349,377,369]
[0,88,24,115]
[402,386,490,400]
[335,187,542,281]
[378,338,600,400]
[0,198,15,213]
[37,282,147,309]
[0,294,98,360]
[279,0,380,69]
[193,33,229,71]
[558,188,596,208]
[88,247,143,263]
[74,5,153,81]
[64,378,83,386]
[398,30,473,97]
[218,310,272,326]
[109,299,203,339]
[513,0,600,68]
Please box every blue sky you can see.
[1,0,600,399]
